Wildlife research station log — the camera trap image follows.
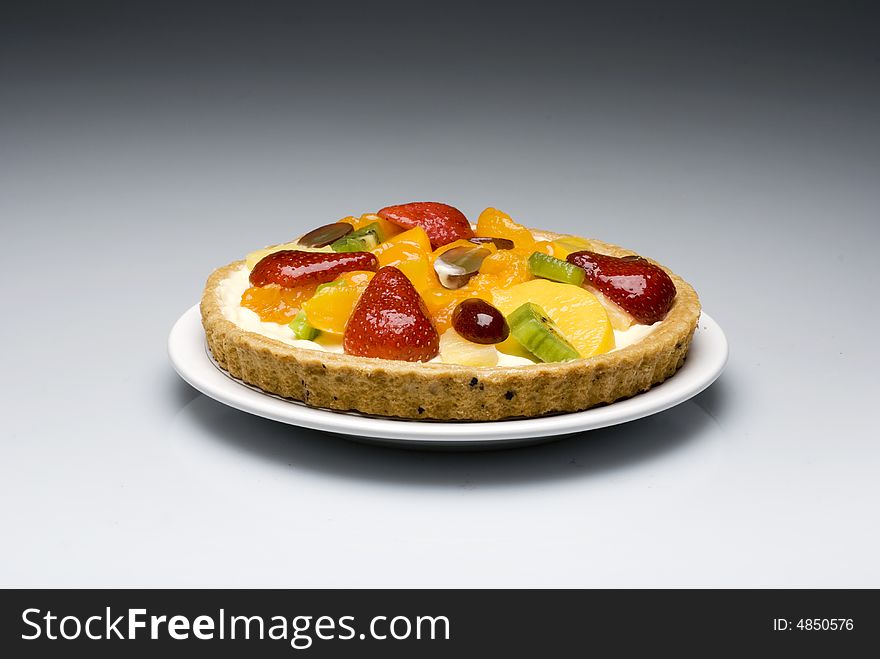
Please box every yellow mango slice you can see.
[301,271,374,334]
[492,279,614,358]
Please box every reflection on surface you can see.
[168,372,729,489]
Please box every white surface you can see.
[169,305,728,446]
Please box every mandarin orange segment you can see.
[478,249,533,288]
[475,207,536,252]
[240,283,318,324]
[465,273,502,299]
[532,241,556,257]
[375,241,422,267]
[373,226,433,256]
[372,227,437,291]
[422,288,470,333]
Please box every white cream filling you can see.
[218,265,656,366]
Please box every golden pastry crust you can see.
[200,236,701,420]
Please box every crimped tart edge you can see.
[200,237,701,420]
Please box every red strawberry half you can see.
[343,266,440,362]
[249,250,378,288]
[378,202,474,249]
[567,251,677,325]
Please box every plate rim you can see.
[168,305,728,444]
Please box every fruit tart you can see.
[200,203,701,420]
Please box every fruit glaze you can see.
[217,203,673,368]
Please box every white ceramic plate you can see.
[168,305,728,448]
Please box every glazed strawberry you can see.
[343,266,440,361]
[249,250,378,288]
[377,202,474,250]
[567,251,676,325]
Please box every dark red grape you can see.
[452,298,510,344]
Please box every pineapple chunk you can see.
[439,328,499,367]
[548,235,593,260]
[245,241,332,269]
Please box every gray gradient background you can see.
[2,1,878,586]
